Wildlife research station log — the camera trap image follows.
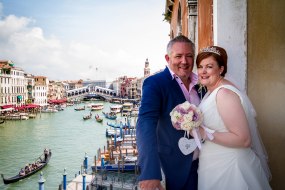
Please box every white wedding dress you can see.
[198,85,271,190]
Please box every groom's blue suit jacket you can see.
[137,67,200,189]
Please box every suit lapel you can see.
[163,67,186,102]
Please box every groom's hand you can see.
[139,179,164,190]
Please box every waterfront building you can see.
[24,73,35,104]
[118,76,136,98]
[0,60,13,106]
[34,76,49,106]
[135,77,143,100]
[0,60,27,106]
[48,81,66,101]
[127,79,138,99]
[109,59,152,100]
[66,79,83,90]
[62,81,69,92]
[11,67,27,106]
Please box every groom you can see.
[136,35,203,190]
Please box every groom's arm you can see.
[136,76,163,181]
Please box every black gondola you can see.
[0,120,5,124]
[1,150,52,184]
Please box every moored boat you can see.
[41,107,58,113]
[110,104,123,114]
[110,98,122,104]
[66,103,74,106]
[131,107,139,117]
[28,113,37,118]
[2,113,29,120]
[93,156,138,172]
[90,103,104,111]
[1,149,52,184]
[102,112,117,120]
[121,102,133,116]
[74,106,85,111]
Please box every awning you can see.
[48,99,67,104]
[1,104,14,109]
[14,104,40,110]
[25,104,40,108]
[0,107,14,112]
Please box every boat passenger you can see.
[29,164,33,171]
[31,163,37,171]
[19,168,25,176]
[24,165,31,173]
[36,161,40,167]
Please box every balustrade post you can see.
[63,168,67,190]
[82,173,86,190]
[38,172,45,190]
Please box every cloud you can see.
[0,1,170,82]
[0,14,120,81]
[0,14,151,81]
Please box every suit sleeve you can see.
[136,76,163,181]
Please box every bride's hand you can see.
[200,126,215,141]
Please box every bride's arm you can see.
[208,88,251,148]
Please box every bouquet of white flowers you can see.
[170,101,204,153]
[170,101,203,132]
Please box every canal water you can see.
[0,101,126,190]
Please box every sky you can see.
[0,0,170,82]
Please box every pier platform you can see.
[65,172,139,190]
[90,171,138,190]
[66,174,94,190]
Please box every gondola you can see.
[0,120,5,124]
[95,114,103,123]
[74,106,85,111]
[83,113,92,120]
[1,150,52,184]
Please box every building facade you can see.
[25,73,35,104]
[34,76,49,106]
[0,60,27,106]
[48,81,66,100]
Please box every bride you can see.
[196,46,271,190]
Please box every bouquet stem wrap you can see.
[192,128,202,149]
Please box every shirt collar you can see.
[167,65,198,85]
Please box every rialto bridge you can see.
[66,85,117,100]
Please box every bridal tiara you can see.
[200,47,221,56]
